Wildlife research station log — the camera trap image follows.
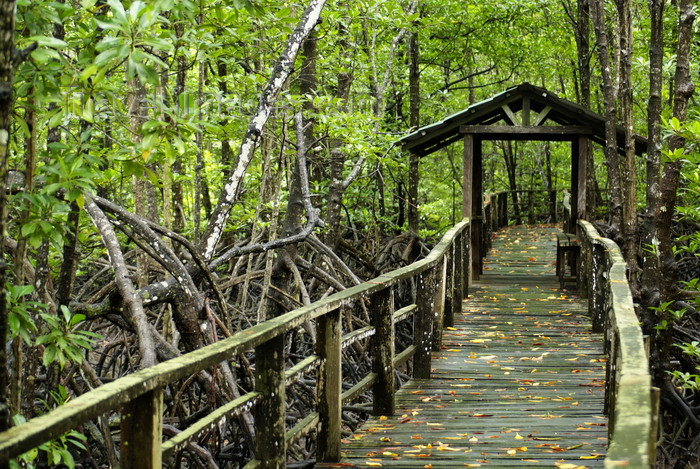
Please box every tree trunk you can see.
[615,0,638,281]
[590,0,622,234]
[85,197,158,368]
[501,141,521,224]
[639,0,665,329]
[650,0,695,387]
[200,0,326,262]
[407,28,420,235]
[0,0,36,432]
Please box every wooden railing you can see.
[0,220,471,469]
[578,220,657,468]
[482,189,562,255]
[484,189,560,228]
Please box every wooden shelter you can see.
[399,82,647,278]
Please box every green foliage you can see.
[36,306,102,370]
[11,386,88,469]
[6,284,40,345]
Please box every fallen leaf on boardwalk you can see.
[469,436,479,442]
[380,437,391,442]
[580,454,604,459]
[365,461,382,467]
[514,433,524,440]
[463,465,481,468]
[424,465,433,468]
[554,464,585,469]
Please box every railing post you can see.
[254,336,286,468]
[431,257,448,351]
[462,227,470,297]
[317,308,342,462]
[444,244,455,328]
[371,287,395,416]
[590,241,606,334]
[120,388,163,468]
[451,231,465,321]
[499,192,508,227]
[414,269,436,379]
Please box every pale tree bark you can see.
[200,0,326,262]
[85,197,157,368]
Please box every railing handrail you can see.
[578,220,656,468]
[0,220,471,467]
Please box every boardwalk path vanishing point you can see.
[318,224,607,468]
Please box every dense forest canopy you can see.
[0,0,698,467]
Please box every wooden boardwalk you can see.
[317,225,607,468]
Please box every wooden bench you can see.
[556,232,580,289]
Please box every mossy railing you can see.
[0,220,471,469]
[578,219,656,468]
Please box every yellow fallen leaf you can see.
[580,454,603,459]
[366,462,382,467]
[514,433,524,440]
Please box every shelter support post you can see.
[570,134,589,234]
[462,133,483,281]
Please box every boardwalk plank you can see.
[316,225,606,468]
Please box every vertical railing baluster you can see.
[317,308,342,462]
[371,287,395,416]
[431,257,447,351]
[591,241,606,333]
[254,336,286,469]
[414,269,436,379]
[462,227,470,298]
[120,388,163,468]
[444,243,455,328]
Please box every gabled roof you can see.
[400,82,647,156]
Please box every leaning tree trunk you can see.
[200,0,326,262]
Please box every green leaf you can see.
[43,345,57,367]
[26,35,68,48]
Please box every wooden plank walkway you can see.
[317,225,607,468]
